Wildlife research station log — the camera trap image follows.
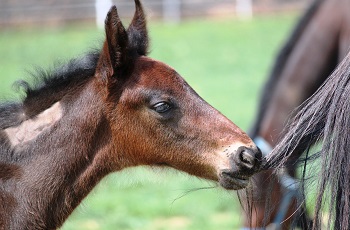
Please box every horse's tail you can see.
[249,0,324,137]
[265,52,350,229]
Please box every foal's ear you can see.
[96,6,128,84]
[127,0,149,55]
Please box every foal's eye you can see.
[152,102,172,113]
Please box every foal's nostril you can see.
[235,146,262,172]
[239,149,255,168]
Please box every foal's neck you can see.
[3,82,114,229]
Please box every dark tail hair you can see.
[264,51,350,229]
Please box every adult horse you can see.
[264,46,350,230]
[246,0,350,229]
[0,1,262,229]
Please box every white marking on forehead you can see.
[4,102,63,146]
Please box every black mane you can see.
[0,0,149,132]
[0,51,100,130]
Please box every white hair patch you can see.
[4,102,63,146]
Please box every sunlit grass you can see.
[0,14,298,230]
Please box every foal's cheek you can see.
[118,109,166,164]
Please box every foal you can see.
[0,1,261,229]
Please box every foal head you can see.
[96,0,262,190]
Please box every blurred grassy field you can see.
[0,14,298,230]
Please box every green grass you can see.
[0,14,298,230]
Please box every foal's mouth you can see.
[218,170,250,190]
[216,145,262,190]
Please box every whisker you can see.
[171,185,218,204]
